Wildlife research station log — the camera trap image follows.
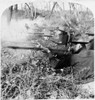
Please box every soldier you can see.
[48,27,73,73]
[71,40,88,54]
[70,44,94,84]
[48,27,71,59]
[58,27,69,46]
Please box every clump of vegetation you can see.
[1,47,78,99]
[1,47,94,99]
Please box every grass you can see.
[1,47,94,99]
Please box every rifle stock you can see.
[2,41,68,56]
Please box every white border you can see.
[0,0,95,99]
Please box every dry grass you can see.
[1,47,94,99]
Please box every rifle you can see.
[2,41,69,58]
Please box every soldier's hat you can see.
[57,26,68,35]
[85,27,94,36]
[72,38,89,44]
[86,32,94,36]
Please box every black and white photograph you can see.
[0,0,94,99]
